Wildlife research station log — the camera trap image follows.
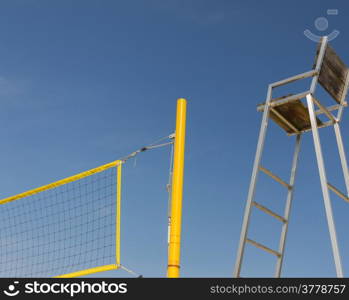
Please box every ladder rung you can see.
[246,238,281,257]
[253,201,287,223]
[259,166,291,189]
[327,183,349,203]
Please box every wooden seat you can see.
[257,39,348,134]
[269,99,323,134]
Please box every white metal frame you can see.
[234,36,349,278]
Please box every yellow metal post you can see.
[167,98,187,278]
[116,163,122,266]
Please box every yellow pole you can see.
[167,98,187,278]
[116,163,122,266]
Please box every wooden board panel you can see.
[314,43,349,103]
[269,100,323,134]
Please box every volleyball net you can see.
[0,160,122,278]
[0,98,187,278]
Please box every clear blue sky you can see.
[1,0,349,277]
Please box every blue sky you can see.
[1,0,349,277]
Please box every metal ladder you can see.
[234,36,349,278]
[234,94,349,278]
[233,110,302,278]
[234,98,349,278]
[255,138,301,276]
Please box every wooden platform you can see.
[265,99,323,134]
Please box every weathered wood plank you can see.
[269,100,323,134]
[314,43,349,103]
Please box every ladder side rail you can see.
[233,85,273,277]
[306,93,344,278]
[275,134,302,277]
